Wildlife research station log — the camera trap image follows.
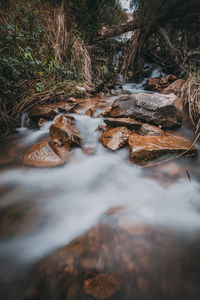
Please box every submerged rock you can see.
[138,123,164,136]
[84,273,122,299]
[82,144,97,155]
[104,117,142,130]
[50,115,82,147]
[110,93,183,128]
[99,127,130,151]
[129,134,197,162]
[29,102,77,120]
[161,79,185,95]
[23,140,64,167]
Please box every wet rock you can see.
[49,140,70,161]
[50,115,81,147]
[0,201,39,237]
[34,222,200,300]
[97,123,108,133]
[29,102,77,120]
[138,123,164,136]
[129,134,197,162]
[160,74,177,86]
[104,117,142,130]
[84,273,122,299]
[29,105,58,120]
[145,77,161,91]
[67,97,77,103]
[161,79,185,95]
[37,118,48,127]
[110,93,183,128]
[23,140,64,167]
[145,75,177,92]
[102,106,112,117]
[99,127,130,151]
[85,107,96,118]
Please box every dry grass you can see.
[180,71,200,131]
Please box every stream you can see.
[0,80,200,299]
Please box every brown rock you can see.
[145,75,177,92]
[161,79,185,95]
[49,141,70,161]
[145,77,161,91]
[138,123,164,136]
[29,102,77,120]
[99,127,130,151]
[160,74,177,87]
[84,273,121,299]
[85,107,96,118]
[50,115,81,147]
[67,97,77,103]
[37,118,48,127]
[104,117,142,130]
[102,106,112,117]
[23,141,64,167]
[129,134,197,162]
[110,93,183,128]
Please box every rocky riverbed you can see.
[0,76,200,299]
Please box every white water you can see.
[0,111,200,265]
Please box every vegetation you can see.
[0,0,126,137]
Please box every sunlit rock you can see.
[50,115,82,147]
[23,140,64,167]
[110,93,183,128]
[129,133,197,162]
[84,273,122,299]
[99,127,130,151]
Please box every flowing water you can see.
[0,83,200,299]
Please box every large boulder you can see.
[129,134,197,162]
[23,140,64,167]
[50,115,82,146]
[110,93,183,128]
[29,102,78,120]
[99,127,130,151]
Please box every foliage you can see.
[0,0,128,137]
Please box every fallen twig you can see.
[141,132,200,169]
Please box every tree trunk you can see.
[93,19,142,42]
